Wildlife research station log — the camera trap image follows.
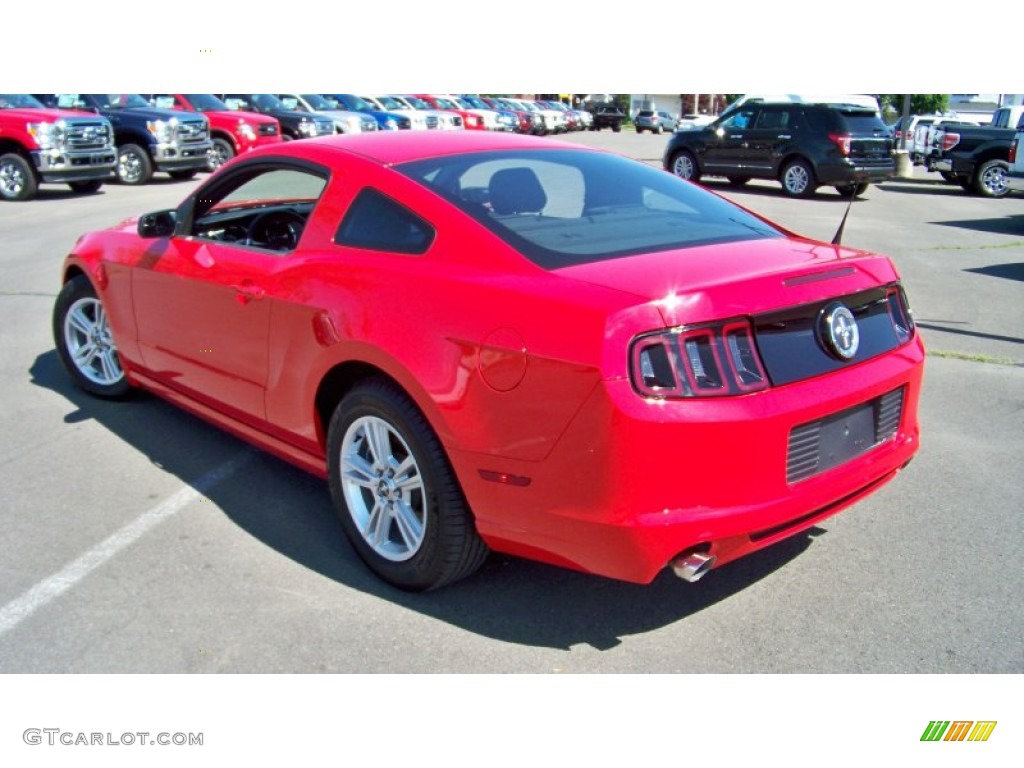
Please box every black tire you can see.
[727,176,752,186]
[0,152,39,201]
[612,125,621,133]
[116,144,153,185]
[780,158,817,198]
[326,379,488,591]
[669,149,701,182]
[955,176,972,190]
[53,275,131,399]
[168,170,197,181]
[972,159,1010,198]
[834,182,870,198]
[68,179,103,194]
[635,127,642,134]
[207,137,235,172]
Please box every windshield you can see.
[461,96,489,110]
[433,97,459,110]
[398,149,784,269]
[334,94,373,112]
[403,96,432,110]
[0,94,45,109]
[372,96,405,110]
[91,94,150,109]
[184,93,228,111]
[299,94,334,110]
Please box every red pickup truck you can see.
[1,93,117,201]
[143,93,282,171]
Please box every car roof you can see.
[242,131,596,166]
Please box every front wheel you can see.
[669,149,701,182]
[207,138,235,172]
[972,159,1009,198]
[327,379,488,591]
[116,144,153,185]
[0,152,38,201]
[781,158,817,197]
[53,275,131,398]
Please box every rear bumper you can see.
[1007,169,1024,192]
[456,337,924,583]
[815,159,894,185]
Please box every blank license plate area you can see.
[815,401,876,474]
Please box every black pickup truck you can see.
[33,94,213,185]
[927,106,1024,197]
[586,102,625,132]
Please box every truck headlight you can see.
[27,121,65,150]
[147,119,174,143]
[384,118,398,130]
[299,120,317,136]
[238,121,256,140]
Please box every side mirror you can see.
[138,210,177,238]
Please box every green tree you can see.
[880,94,949,116]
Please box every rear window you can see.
[397,149,784,269]
[835,110,889,134]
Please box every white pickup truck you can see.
[1008,126,1024,194]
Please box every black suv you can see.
[586,102,625,132]
[662,102,894,197]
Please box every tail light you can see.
[1010,138,1018,164]
[941,132,960,151]
[630,319,768,398]
[885,285,915,345]
[829,133,852,156]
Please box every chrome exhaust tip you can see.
[670,551,717,582]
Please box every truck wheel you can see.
[670,150,701,183]
[116,144,153,185]
[207,138,234,172]
[0,152,38,201]
[972,159,1009,198]
[612,125,621,133]
[781,158,817,198]
[69,180,103,194]
[168,170,197,181]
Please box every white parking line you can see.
[0,451,255,638]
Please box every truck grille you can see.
[258,123,278,136]
[175,119,209,144]
[315,119,334,136]
[65,120,113,150]
[425,115,439,129]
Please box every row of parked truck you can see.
[0,93,596,201]
[896,105,1024,197]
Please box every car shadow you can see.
[931,217,1024,236]
[964,262,1024,282]
[30,349,820,651]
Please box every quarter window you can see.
[335,188,435,255]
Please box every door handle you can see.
[232,282,265,304]
[777,134,792,139]
[729,134,743,139]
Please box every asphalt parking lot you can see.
[0,130,1021,673]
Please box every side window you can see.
[755,109,791,131]
[190,166,328,254]
[721,109,756,131]
[335,188,435,255]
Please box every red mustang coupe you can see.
[53,131,924,590]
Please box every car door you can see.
[131,161,329,425]
[702,107,759,174]
[744,105,797,174]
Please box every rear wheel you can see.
[781,158,816,197]
[327,379,488,591]
[972,159,1009,198]
[670,150,701,182]
[68,179,103,194]
[53,275,131,398]
[0,152,38,201]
